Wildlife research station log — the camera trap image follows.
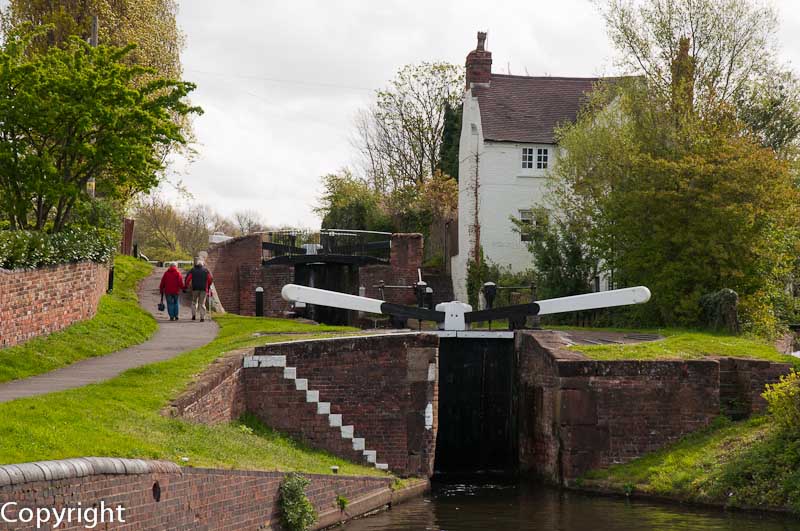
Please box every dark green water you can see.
[341,481,800,531]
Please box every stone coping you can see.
[0,457,180,487]
[255,331,432,349]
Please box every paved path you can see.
[0,268,219,403]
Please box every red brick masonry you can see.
[516,331,792,483]
[0,457,406,530]
[167,334,439,478]
[0,261,108,348]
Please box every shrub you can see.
[0,227,116,270]
[279,473,317,531]
[763,371,800,433]
[699,288,740,334]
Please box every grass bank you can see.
[563,327,800,369]
[0,255,157,383]
[580,415,800,513]
[0,313,384,477]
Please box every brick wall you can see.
[516,331,791,483]
[0,457,394,530]
[717,357,791,419]
[204,234,262,315]
[164,349,248,424]
[262,264,294,317]
[248,333,439,477]
[0,261,108,349]
[360,234,424,306]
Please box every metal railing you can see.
[262,229,391,261]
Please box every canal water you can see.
[341,481,800,530]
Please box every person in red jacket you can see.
[159,262,184,321]
[184,259,213,322]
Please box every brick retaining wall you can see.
[0,261,108,349]
[204,234,263,315]
[516,331,792,483]
[0,457,396,530]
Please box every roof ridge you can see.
[489,73,605,81]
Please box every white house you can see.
[451,32,606,302]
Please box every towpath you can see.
[0,267,219,403]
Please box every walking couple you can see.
[159,259,214,322]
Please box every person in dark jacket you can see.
[184,259,213,322]
[159,262,184,321]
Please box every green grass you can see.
[0,255,157,383]
[0,313,385,477]
[582,416,800,512]
[567,327,800,369]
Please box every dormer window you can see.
[522,147,549,169]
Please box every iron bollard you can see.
[107,266,115,293]
[255,286,264,317]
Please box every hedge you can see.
[0,227,117,270]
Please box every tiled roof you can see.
[472,74,603,144]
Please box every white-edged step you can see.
[268,363,389,471]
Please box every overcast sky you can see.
[167,0,800,229]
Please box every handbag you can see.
[158,293,165,312]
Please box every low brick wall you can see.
[516,331,792,483]
[165,348,248,424]
[249,333,439,477]
[0,261,108,348]
[0,457,396,530]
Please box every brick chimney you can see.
[465,31,492,88]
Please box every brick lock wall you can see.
[250,333,439,477]
[0,458,392,531]
[0,261,108,349]
[515,331,791,483]
[261,264,294,317]
[204,234,263,315]
[360,234,424,306]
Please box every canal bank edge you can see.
[0,457,429,530]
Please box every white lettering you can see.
[36,507,51,527]
[18,507,33,523]
[53,506,67,528]
[1,502,18,523]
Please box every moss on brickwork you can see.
[0,255,157,383]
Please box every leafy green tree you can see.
[0,30,200,231]
[512,208,598,300]
[316,170,391,231]
[437,102,462,181]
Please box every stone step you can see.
[306,390,319,403]
[317,402,331,415]
[364,450,376,463]
[340,425,354,439]
[375,463,389,470]
[352,438,365,451]
[283,367,297,379]
[295,378,308,391]
[329,414,342,427]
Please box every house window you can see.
[519,209,534,242]
[537,148,549,169]
[522,148,534,169]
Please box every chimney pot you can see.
[465,31,492,89]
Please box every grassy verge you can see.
[563,327,800,369]
[0,255,157,383]
[0,313,385,477]
[581,415,800,513]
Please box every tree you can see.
[354,62,463,192]
[436,102,462,181]
[315,169,391,231]
[601,0,781,109]
[0,31,200,231]
[2,0,183,80]
[233,210,266,235]
[551,75,800,329]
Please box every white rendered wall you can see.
[451,87,555,301]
